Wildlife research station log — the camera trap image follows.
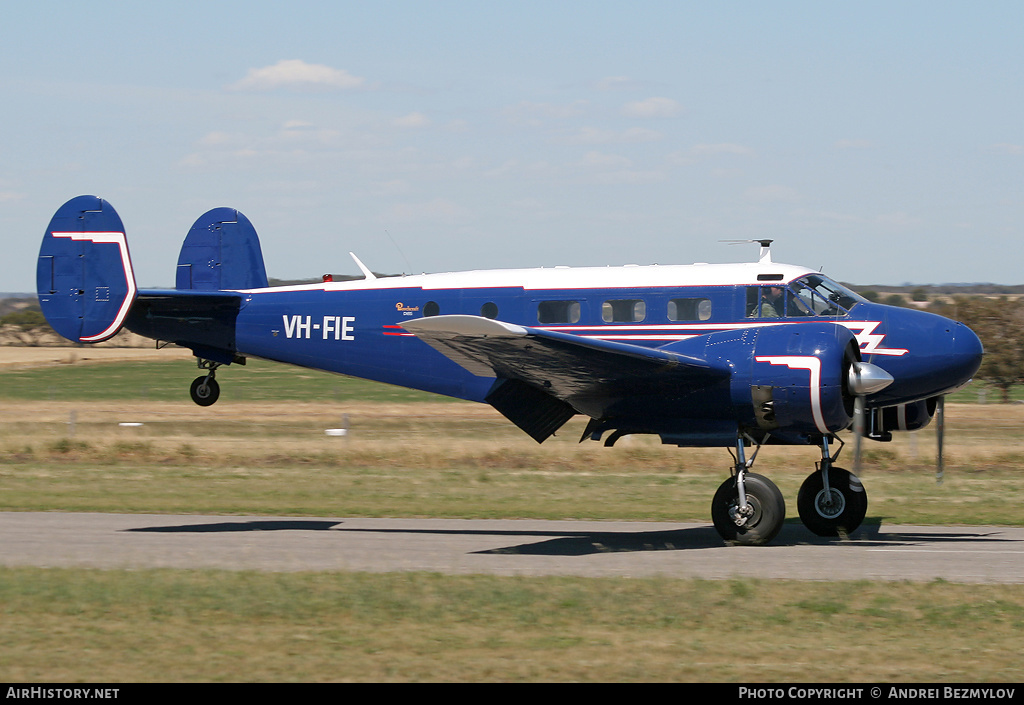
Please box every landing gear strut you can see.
[796,437,868,537]
[711,436,786,545]
[189,359,221,406]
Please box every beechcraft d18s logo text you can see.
[282,315,355,340]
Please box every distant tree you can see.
[954,297,1024,402]
[0,307,54,346]
[911,287,929,302]
[860,290,879,303]
[883,294,907,308]
[0,309,46,329]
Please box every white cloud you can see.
[279,121,341,144]
[592,170,666,185]
[198,131,238,146]
[876,211,922,228]
[834,139,875,150]
[178,153,206,168]
[392,112,430,128]
[691,143,754,156]
[567,126,663,144]
[595,76,643,91]
[988,143,1024,155]
[502,100,588,127]
[581,151,632,168]
[621,127,664,142]
[229,59,365,91]
[621,97,683,118]
[745,185,801,203]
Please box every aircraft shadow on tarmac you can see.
[476,523,1014,556]
[127,520,342,533]
[124,518,1015,557]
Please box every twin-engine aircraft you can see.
[37,195,983,545]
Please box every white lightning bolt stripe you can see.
[50,231,137,342]
[839,321,908,357]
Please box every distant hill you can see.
[0,296,37,317]
[849,283,1024,295]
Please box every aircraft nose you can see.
[872,308,985,404]
[949,321,983,386]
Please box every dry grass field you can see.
[0,345,188,368]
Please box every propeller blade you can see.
[936,395,945,485]
[852,394,865,475]
[846,358,887,477]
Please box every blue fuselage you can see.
[222,279,981,411]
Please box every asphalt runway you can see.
[1,512,1022,583]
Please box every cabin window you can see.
[424,301,440,317]
[602,299,646,323]
[480,302,499,319]
[668,298,712,321]
[537,300,581,324]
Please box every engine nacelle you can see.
[743,323,859,437]
[882,398,937,432]
[654,321,869,446]
[862,398,937,441]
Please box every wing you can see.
[400,315,731,442]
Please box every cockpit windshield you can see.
[787,275,865,317]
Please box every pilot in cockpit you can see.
[756,286,784,317]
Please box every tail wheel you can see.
[190,376,220,406]
[711,473,786,546]
[797,467,868,537]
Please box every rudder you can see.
[37,195,137,343]
[176,208,269,291]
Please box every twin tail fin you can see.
[37,196,268,344]
[37,195,137,343]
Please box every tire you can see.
[189,376,220,406]
[711,473,786,546]
[797,467,868,537]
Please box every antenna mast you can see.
[720,239,774,263]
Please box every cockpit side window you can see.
[791,275,861,317]
[746,277,860,319]
[786,288,814,316]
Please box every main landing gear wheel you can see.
[711,473,786,546]
[189,376,220,406]
[797,467,867,537]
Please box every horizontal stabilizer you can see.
[128,289,244,362]
[37,195,137,343]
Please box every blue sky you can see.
[3,1,1023,291]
